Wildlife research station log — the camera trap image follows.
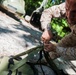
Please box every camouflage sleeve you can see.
[56,46,76,60]
[57,25,76,47]
[56,25,76,60]
[40,2,65,30]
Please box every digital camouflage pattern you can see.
[40,0,76,60]
[40,2,65,30]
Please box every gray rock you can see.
[0,11,42,57]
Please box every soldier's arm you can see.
[55,25,76,60]
[40,2,66,30]
[56,46,76,60]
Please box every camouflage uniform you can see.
[40,2,65,30]
[40,2,76,60]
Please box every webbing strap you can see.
[9,58,26,71]
[7,57,24,75]
[43,50,64,75]
[8,58,14,69]
[26,50,45,75]
[26,62,38,75]
[8,70,12,75]
[37,50,46,75]
[37,50,43,63]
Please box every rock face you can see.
[0,11,42,57]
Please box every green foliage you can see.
[51,18,70,42]
[1,0,68,42]
[24,0,70,42]
[45,0,65,8]
[45,0,53,8]
[0,0,4,4]
[24,0,42,15]
[42,0,70,42]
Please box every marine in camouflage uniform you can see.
[40,0,76,60]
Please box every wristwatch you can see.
[47,23,51,30]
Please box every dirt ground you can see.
[0,11,42,57]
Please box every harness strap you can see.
[37,50,46,75]
[37,50,43,63]
[26,62,38,75]
[8,57,23,75]
[43,50,65,75]
[8,70,12,75]
[26,50,45,75]
[8,58,14,69]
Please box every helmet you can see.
[2,0,25,15]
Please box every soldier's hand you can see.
[44,42,56,52]
[41,29,53,42]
